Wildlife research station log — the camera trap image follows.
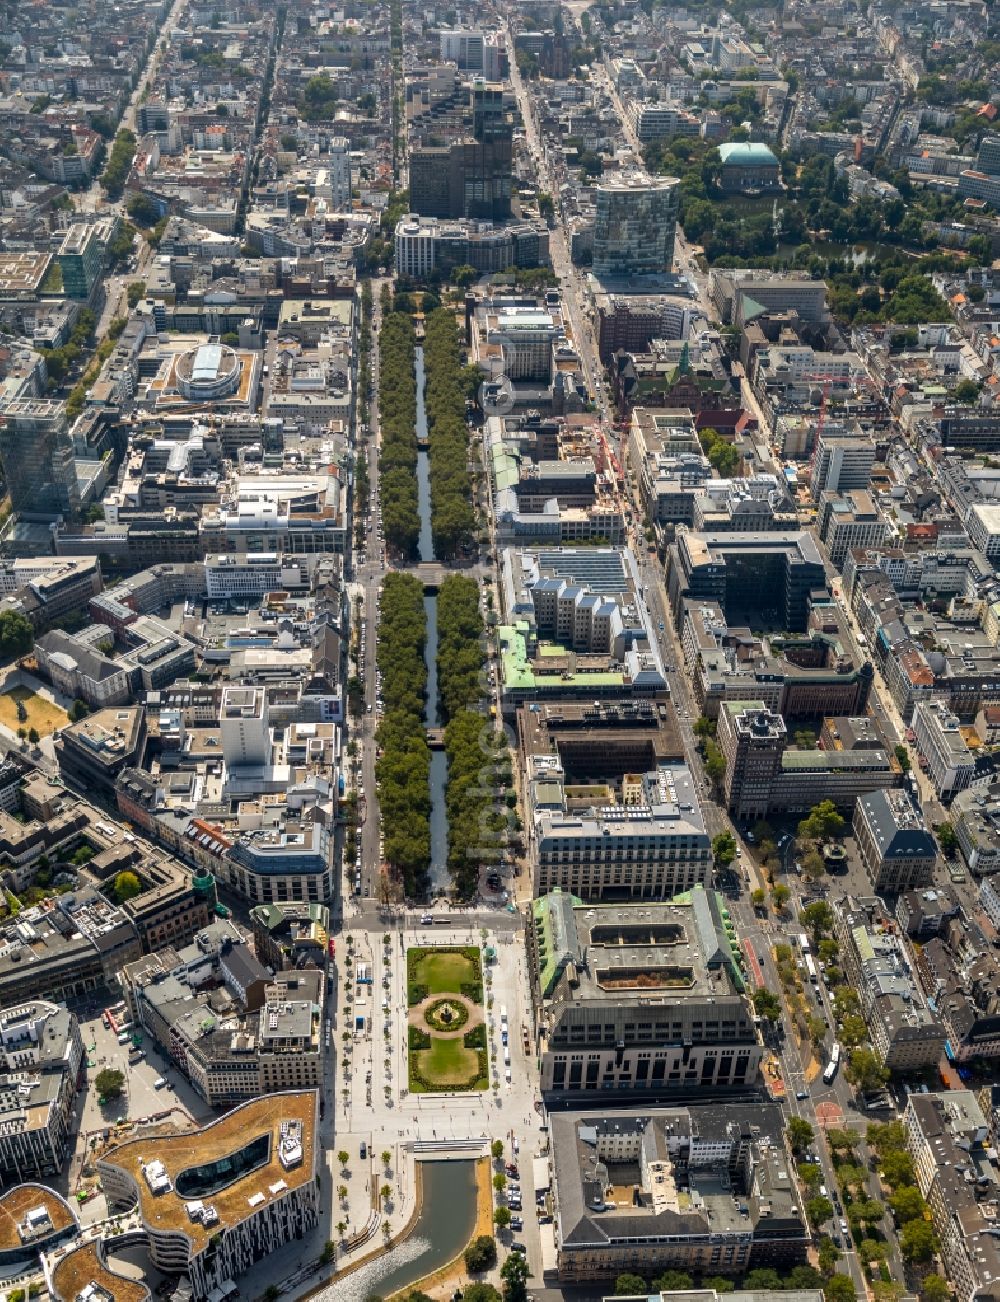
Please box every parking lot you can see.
[66,1002,215,1223]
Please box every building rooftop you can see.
[856,789,936,860]
[99,1090,317,1247]
[532,887,746,1003]
[552,1102,803,1252]
[50,1240,151,1302]
[718,142,779,166]
[0,1185,75,1253]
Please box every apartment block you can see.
[905,1091,1000,1302]
[835,896,946,1072]
[913,700,976,801]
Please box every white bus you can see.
[822,1042,841,1085]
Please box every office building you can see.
[0,1001,84,1182]
[221,686,271,768]
[835,896,946,1072]
[905,1091,1000,1302]
[667,530,826,632]
[853,788,937,894]
[394,214,548,277]
[250,902,330,972]
[592,175,680,279]
[409,81,513,220]
[527,755,710,900]
[816,490,887,569]
[912,700,976,801]
[710,270,828,326]
[717,701,897,820]
[319,136,351,211]
[96,1092,320,1302]
[966,504,1000,561]
[0,399,80,519]
[440,28,484,69]
[596,294,695,364]
[809,432,876,499]
[550,1103,808,1284]
[529,887,762,1097]
[56,223,104,299]
[0,1185,77,1268]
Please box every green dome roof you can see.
[718,141,779,167]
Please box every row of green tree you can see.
[374,573,431,894]
[444,712,510,900]
[436,575,484,724]
[378,311,420,557]
[422,308,476,558]
[100,128,137,200]
[435,575,511,898]
[612,1266,831,1297]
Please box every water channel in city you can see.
[415,345,449,896]
[313,1161,478,1302]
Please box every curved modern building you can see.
[592,173,680,279]
[96,1091,319,1301]
[0,1185,77,1268]
[175,342,242,402]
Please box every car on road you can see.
[796,1090,808,1100]
[510,1243,526,1255]
[510,1216,523,1232]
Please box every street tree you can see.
[94,1068,124,1099]
[839,1014,868,1047]
[787,1116,814,1153]
[889,1186,927,1224]
[846,1047,890,1093]
[712,831,737,866]
[826,1277,856,1302]
[805,1195,834,1227]
[494,1206,511,1229]
[615,1276,646,1296]
[900,1218,938,1264]
[800,900,834,944]
[936,822,958,858]
[652,1272,693,1291]
[464,1235,497,1273]
[501,1253,529,1302]
[752,989,781,1022]
[880,1149,916,1187]
[798,800,845,841]
[920,1275,950,1302]
[491,1139,504,1161]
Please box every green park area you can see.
[406,946,487,1093]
